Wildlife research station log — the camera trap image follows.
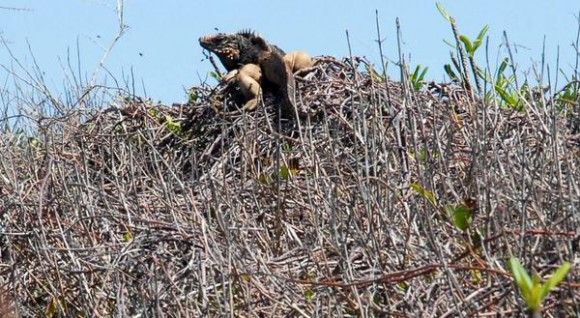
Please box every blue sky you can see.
[1,1,579,104]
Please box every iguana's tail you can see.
[279,73,297,120]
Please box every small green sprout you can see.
[365,64,386,83]
[209,71,221,81]
[443,203,472,232]
[459,25,489,59]
[410,182,437,206]
[508,257,571,316]
[164,115,182,134]
[188,87,200,104]
[409,64,428,91]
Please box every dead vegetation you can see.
[0,56,579,317]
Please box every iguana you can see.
[199,30,313,116]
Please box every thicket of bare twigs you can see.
[0,53,579,317]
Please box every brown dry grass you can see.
[0,288,18,318]
[0,57,579,317]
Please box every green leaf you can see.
[496,86,518,106]
[476,67,491,82]
[366,64,385,83]
[459,35,474,55]
[240,273,251,282]
[46,297,58,317]
[417,147,428,164]
[473,25,490,51]
[304,289,315,301]
[450,55,462,74]
[509,257,534,298]
[444,204,472,231]
[419,66,429,81]
[28,137,40,148]
[410,182,437,205]
[209,71,220,81]
[280,165,290,180]
[397,281,408,291]
[444,64,459,82]
[258,173,273,184]
[412,65,421,78]
[498,58,509,76]
[471,269,483,284]
[528,274,543,311]
[165,115,182,134]
[410,65,428,90]
[188,87,199,104]
[282,141,293,152]
[148,108,159,119]
[436,2,451,23]
[540,262,571,300]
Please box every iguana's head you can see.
[199,30,271,71]
[199,33,242,71]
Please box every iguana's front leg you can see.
[236,64,262,110]
[219,64,262,111]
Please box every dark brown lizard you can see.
[199,30,312,117]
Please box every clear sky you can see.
[1,1,579,104]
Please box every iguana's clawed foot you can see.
[222,70,239,83]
